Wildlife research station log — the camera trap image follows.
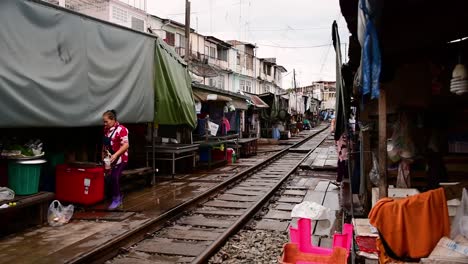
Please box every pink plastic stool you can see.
[289,218,353,257]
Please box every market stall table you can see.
[196,140,230,169]
[237,138,258,157]
[0,191,54,236]
[146,144,199,179]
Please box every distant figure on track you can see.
[102,110,129,210]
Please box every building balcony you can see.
[175,47,186,57]
[208,57,229,71]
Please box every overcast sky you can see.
[147,0,349,88]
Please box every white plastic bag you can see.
[48,200,74,227]
[0,187,14,202]
[451,188,468,239]
[291,201,331,220]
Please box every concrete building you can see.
[43,0,287,95]
[147,15,193,58]
[298,81,336,110]
[44,0,147,32]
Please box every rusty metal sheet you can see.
[255,219,289,231]
[178,215,234,228]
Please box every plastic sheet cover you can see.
[153,39,197,128]
[0,0,154,127]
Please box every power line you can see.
[247,27,342,32]
[256,43,331,49]
[319,44,332,76]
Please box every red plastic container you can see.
[212,149,226,161]
[55,164,105,205]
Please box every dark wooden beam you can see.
[378,88,388,198]
[361,108,373,211]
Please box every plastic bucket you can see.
[42,153,65,192]
[8,159,46,195]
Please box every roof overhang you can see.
[205,36,232,48]
[161,18,195,32]
[193,90,232,102]
[275,65,287,72]
[245,93,269,109]
[192,82,249,101]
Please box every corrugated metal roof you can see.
[245,93,269,108]
[193,90,232,102]
[231,99,248,110]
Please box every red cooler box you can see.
[55,164,105,205]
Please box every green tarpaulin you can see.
[154,39,197,128]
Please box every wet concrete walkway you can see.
[0,126,328,264]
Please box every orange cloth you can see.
[375,238,404,264]
[369,188,450,263]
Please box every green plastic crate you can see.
[8,160,46,195]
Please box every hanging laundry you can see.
[360,0,381,99]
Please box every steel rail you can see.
[192,144,317,263]
[68,125,329,264]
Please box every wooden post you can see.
[378,88,388,198]
[152,123,156,185]
[184,0,191,62]
[361,110,373,210]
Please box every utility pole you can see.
[293,69,298,117]
[185,0,191,62]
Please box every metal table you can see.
[196,140,229,169]
[146,144,200,178]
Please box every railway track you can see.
[69,126,330,264]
